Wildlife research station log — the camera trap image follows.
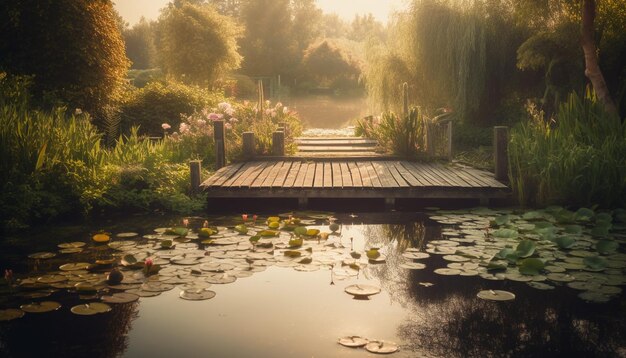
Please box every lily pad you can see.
[555,236,576,249]
[434,268,461,276]
[70,302,112,315]
[583,256,607,270]
[59,262,91,271]
[338,336,369,348]
[364,340,399,354]
[493,228,518,239]
[101,292,140,304]
[477,290,515,301]
[402,252,430,260]
[0,308,25,322]
[37,274,68,284]
[234,224,248,234]
[519,258,545,275]
[399,262,426,270]
[116,232,139,238]
[345,284,381,298]
[366,249,380,259]
[179,288,216,300]
[596,240,618,254]
[165,227,189,237]
[92,234,110,243]
[28,252,56,259]
[20,301,61,313]
[515,240,536,258]
[58,242,86,249]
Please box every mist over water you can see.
[287,95,368,129]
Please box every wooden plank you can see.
[223,162,258,187]
[332,162,343,187]
[383,161,409,187]
[260,161,285,187]
[282,161,301,187]
[340,162,353,187]
[364,162,382,188]
[457,167,493,187]
[238,162,270,188]
[463,167,508,188]
[202,163,244,187]
[323,162,333,188]
[348,162,363,187]
[293,162,309,188]
[372,161,398,188]
[357,161,372,187]
[393,161,424,187]
[313,161,324,187]
[251,162,278,188]
[419,162,458,187]
[272,161,293,187]
[297,145,378,152]
[303,162,316,187]
[403,162,445,186]
[444,166,485,187]
[426,163,471,187]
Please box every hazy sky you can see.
[114,0,409,25]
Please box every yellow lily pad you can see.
[20,301,61,313]
[70,302,112,315]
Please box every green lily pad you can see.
[289,237,303,247]
[258,230,278,237]
[575,208,594,221]
[284,250,302,258]
[234,224,248,234]
[477,289,515,301]
[563,225,583,235]
[515,240,536,258]
[493,228,518,239]
[294,226,308,236]
[596,240,618,254]
[555,236,576,249]
[198,227,218,237]
[165,227,189,237]
[344,284,381,298]
[491,215,510,227]
[583,256,607,270]
[0,308,25,321]
[20,301,61,313]
[519,258,545,275]
[365,340,399,354]
[338,336,369,348]
[70,302,112,315]
[366,249,380,259]
[179,288,216,300]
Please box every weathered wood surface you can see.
[201,159,508,201]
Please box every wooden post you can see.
[447,121,453,161]
[298,197,308,209]
[213,120,226,169]
[494,126,509,181]
[272,131,285,156]
[242,132,255,159]
[426,120,435,157]
[189,160,201,195]
[402,82,409,119]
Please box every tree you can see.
[239,0,298,77]
[124,17,157,69]
[158,1,242,85]
[0,0,129,116]
[302,40,360,85]
[292,0,323,53]
[581,0,617,115]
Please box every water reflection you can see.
[363,221,626,358]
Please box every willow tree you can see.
[158,1,242,85]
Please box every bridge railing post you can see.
[213,120,226,169]
[494,126,509,181]
[243,131,255,159]
[189,160,201,195]
[447,121,453,161]
[272,130,285,156]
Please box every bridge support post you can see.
[243,132,255,159]
[447,121,453,161]
[272,130,285,156]
[298,197,308,209]
[189,160,201,195]
[385,197,396,211]
[214,120,226,169]
[426,121,435,157]
[494,126,509,181]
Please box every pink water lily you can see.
[162,123,171,130]
[145,258,153,269]
[4,269,13,285]
[242,214,248,222]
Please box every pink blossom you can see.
[218,102,232,111]
[162,123,171,130]
[197,119,207,126]
[225,107,235,116]
[265,109,272,116]
[242,214,248,221]
[275,102,282,108]
[4,269,13,285]
[252,214,258,222]
[145,258,153,269]
[171,132,180,140]
[209,113,220,121]
[75,108,83,115]
[179,123,190,134]
[225,123,232,130]
[230,118,238,123]
[243,100,250,106]
[271,110,277,118]
[283,107,289,114]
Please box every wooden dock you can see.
[201,159,509,208]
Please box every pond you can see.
[0,208,625,357]
[287,95,368,130]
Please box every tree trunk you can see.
[581,0,618,115]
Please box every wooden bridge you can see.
[199,128,511,209]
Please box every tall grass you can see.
[509,91,626,208]
[356,107,426,157]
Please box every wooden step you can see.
[295,138,377,146]
[297,145,380,152]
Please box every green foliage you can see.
[355,107,426,157]
[119,80,224,136]
[0,0,129,118]
[127,69,165,89]
[508,91,626,208]
[301,40,361,91]
[123,18,157,70]
[158,1,242,85]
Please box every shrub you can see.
[119,81,224,136]
[355,107,427,157]
[508,91,626,208]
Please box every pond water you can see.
[287,95,368,129]
[0,208,625,357]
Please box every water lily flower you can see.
[182,218,189,227]
[162,123,171,130]
[145,258,153,270]
[253,214,258,222]
[203,220,209,228]
[242,214,248,222]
